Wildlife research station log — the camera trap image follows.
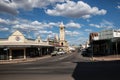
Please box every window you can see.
[38,40,40,43]
[61,43,63,46]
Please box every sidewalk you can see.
[91,55,120,61]
[0,55,51,64]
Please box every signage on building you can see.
[15,36,21,41]
[99,30,120,40]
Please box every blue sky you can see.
[0,0,120,45]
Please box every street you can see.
[0,52,80,80]
[0,52,120,80]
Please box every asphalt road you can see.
[0,52,120,80]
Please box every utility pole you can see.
[91,40,94,61]
[116,39,118,58]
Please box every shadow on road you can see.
[72,60,120,80]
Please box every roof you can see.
[11,30,23,36]
[0,42,53,48]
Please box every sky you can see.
[0,0,120,45]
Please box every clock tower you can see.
[59,22,66,46]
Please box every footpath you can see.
[0,55,51,64]
[92,55,120,61]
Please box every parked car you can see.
[51,51,58,56]
[81,49,92,57]
[57,51,65,55]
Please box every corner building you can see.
[0,30,54,60]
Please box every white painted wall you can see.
[8,30,25,42]
[113,31,120,37]
[98,30,120,40]
[93,36,99,40]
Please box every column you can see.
[24,48,26,59]
[9,49,12,60]
[41,47,43,56]
[39,47,41,56]
[47,48,48,55]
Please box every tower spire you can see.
[60,22,64,28]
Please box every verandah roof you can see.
[0,42,53,48]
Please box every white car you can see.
[51,51,58,56]
[57,51,65,55]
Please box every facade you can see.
[89,29,120,56]
[59,22,69,51]
[89,32,98,42]
[59,22,66,46]
[99,29,120,40]
[0,30,54,60]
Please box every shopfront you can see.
[0,30,54,60]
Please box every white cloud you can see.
[117,5,120,9]
[89,20,114,29]
[39,30,52,34]
[46,0,107,18]
[65,30,80,36]
[0,17,58,33]
[0,0,18,15]
[12,20,59,39]
[0,0,65,15]
[31,21,42,26]
[89,24,101,28]
[85,29,92,32]
[13,24,41,31]
[0,17,82,34]
[31,21,59,28]
[13,21,59,32]
[82,15,91,19]
[0,18,19,25]
[65,21,81,28]
[0,27,9,31]
[0,18,6,24]
[0,17,61,38]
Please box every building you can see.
[59,22,69,51]
[89,29,120,56]
[0,22,70,60]
[89,32,98,42]
[0,30,54,60]
[99,29,120,40]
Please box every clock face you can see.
[15,36,20,41]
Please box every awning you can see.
[0,42,54,48]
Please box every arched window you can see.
[38,40,40,43]
[61,42,63,46]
